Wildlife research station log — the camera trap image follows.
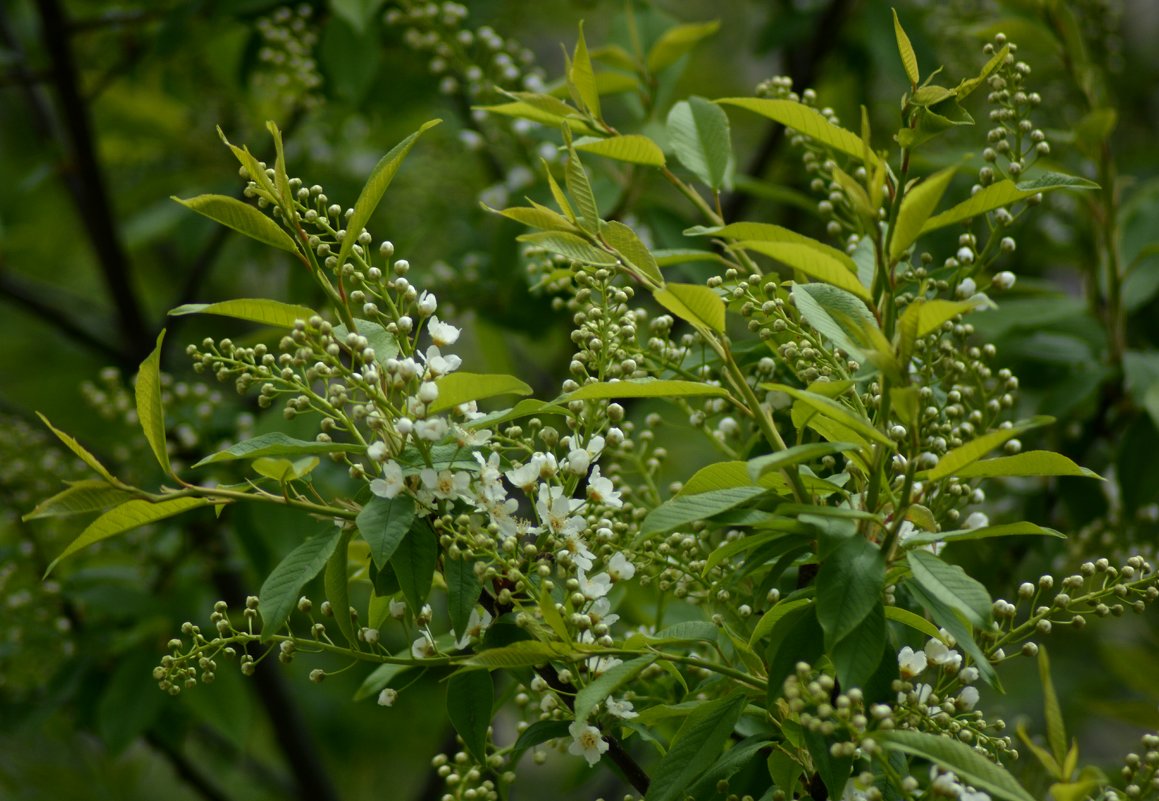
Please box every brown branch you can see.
[35,0,150,360]
[721,0,859,224]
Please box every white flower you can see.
[958,685,980,710]
[955,277,977,298]
[454,608,493,650]
[559,530,595,571]
[959,666,980,684]
[370,461,405,499]
[411,635,437,659]
[416,291,437,316]
[993,270,1016,290]
[607,552,635,582]
[898,645,928,679]
[414,417,448,442]
[377,688,398,707]
[367,440,389,462]
[505,459,541,491]
[960,788,991,801]
[427,316,460,347]
[964,511,990,530]
[586,465,622,508]
[417,381,439,404]
[565,447,592,476]
[536,483,583,535]
[605,695,638,719]
[421,345,461,377]
[578,569,612,600]
[389,598,407,619]
[567,720,609,766]
[420,468,471,502]
[588,597,619,627]
[924,638,963,671]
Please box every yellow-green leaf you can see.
[655,283,725,333]
[23,480,134,521]
[687,222,856,271]
[517,230,616,265]
[135,331,171,475]
[570,22,600,119]
[885,605,943,641]
[898,297,981,339]
[892,8,920,85]
[476,101,597,134]
[924,416,1054,480]
[194,432,362,467]
[170,298,317,328]
[718,97,880,168]
[952,450,1103,480]
[335,120,441,273]
[37,413,124,488]
[763,383,892,447]
[890,167,956,260]
[602,220,664,286]
[482,202,577,233]
[428,372,533,414]
[877,730,1035,801]
[574,134,665,166]
[667,97,732,191]
[172,194,299,253]
[252,456,319,482]
[922,174,1098,234]
[741,241,871,301]
[45,497,212,576]
[464,641,576,669]
[646,20,720,73]
[563,128,601,233]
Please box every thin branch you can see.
[145,733,236,801]
[0,268,126,365]
[36,0,150,360]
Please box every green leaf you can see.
[194,432,363,467]
[653,248,723,267]
[924,416,1053,480]
[23,480,133,521]
[446,670,493,764]
[749,598,813,647]
[875,729,1036,801]
[252,456,319,482]
[518,231,616,265]
[428,372,533,414]
[816,536,885,646]
[569,22,600,119]
[265,121,294,216]
[575,134,665,166]
[334,120,441,274]
[625,620,719,648]
[172,194,298,252]
[325,528,356,645]
[464,640,575,668]
[217,127,279,200]
[640,487,768,537]
[36,413,124,488]
[655,283,725,333]
[574,655,657,724]
[563,378,728,401]
[602,220,664,286]
[952,43,1010,100]
[646,20,720,73]
[476,102,596,134]
[686,736,772,801]
[901,521,1064,547]
[791,283,889,369]
[741,241,871,301]
[645,694,747,801]
[952,450,1103,480]
[135,331,171,475]
[892,8,920,85]
[667,97,732,190]
[830,602,886,689]
[564,127,601,234]
[393,521,438,612]
[44,496,211,576]
[762,383,893,447]
[1037,645,1068,768]
[922,174,1098,234]
[907,581,998,688]
[890,167,956,260]
[686,222,856,271]
[747,442,858,481]
[718,97,880,168]
[446,555,482,640]
[898,297,981,339]
[906,549,991,628]
[484,201,577,233]
[354,659,413,702]
[885,604,943,641]
[538,586,569,642]
[330,0,382,33]
[259,529,342,637]
[509,720,572,766]
[170,298,316,328]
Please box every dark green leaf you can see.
[907,550,991,628]
[574,655,657,724]
[667,97,732,190]
[394,521,438,612]
[830,602,886,689]
[876,729,1035,801]
[645,694,747,801]
[325,528,356,645]
[447,670,493,764]
[446,555,482,640]
[640,487,768,537]
[259,529,342,637]
[817,536,885,646]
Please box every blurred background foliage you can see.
[2,0,1159,799]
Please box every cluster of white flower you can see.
[897,638,979,711]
